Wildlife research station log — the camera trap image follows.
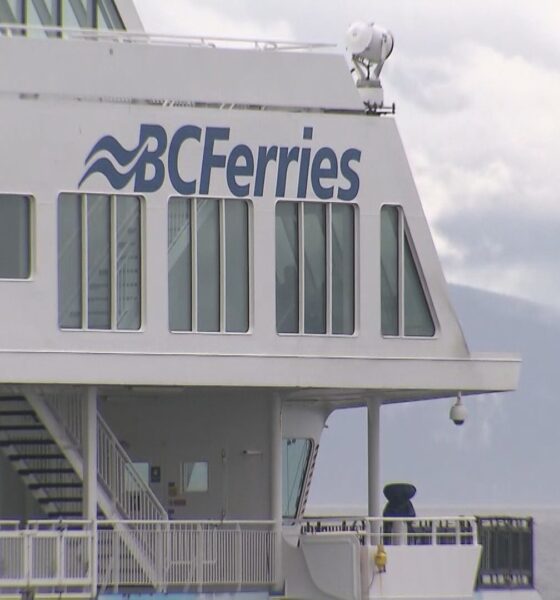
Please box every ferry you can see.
[0,1,542,599]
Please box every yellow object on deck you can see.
[374,543,387,572]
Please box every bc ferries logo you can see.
[80,124,361,201]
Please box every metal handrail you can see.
[42,393,166,521]
[0,519,277,590]
[0,23,334,52]
[97,413,167,520]
[300,515,478,546]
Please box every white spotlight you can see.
[345,21,394,110]
[346,22,394,77]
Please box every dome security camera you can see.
[450,393,467,426]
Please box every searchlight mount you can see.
[346,21,395,115]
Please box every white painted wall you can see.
[101,390,277,519]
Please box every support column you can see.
[82,386,98,595]
[367,399,381,542]
[270,394,283,592]
[83,386,97,520]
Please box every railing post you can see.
[57,528,64,587]
[24,528,32,588]
[236,524,242,590]
[92,522,98,595]
[196,524,203,590]
[82,386,98,595]
[368,399,381,546]
[472,518,478,546]
[270,394,283,592]
[157,522,166,592]
[114,528,121,592]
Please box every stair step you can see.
[0,410,36,417]
[8,453,65,461]
[0,424,45,431]
[38,497,82,504]
[29,482,83,490]
[18,468,75,475]
[46,511,101,518]
[0,439,55,446]
[0,396,26,403]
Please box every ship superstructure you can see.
[0,2,536,599]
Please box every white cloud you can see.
[391,42,560,207]
[387,41,560,306]
[134,0,293,40]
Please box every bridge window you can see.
[0,194,31,279]
[283,438,312,519]
[380,205,435,337]
[276,201,355,335]
[58,193,142,330]
[0,0,124,35]
[168,197,250,333]
[97,0,124,29]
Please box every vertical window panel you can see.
[58,194,82,328]
[168,198,192,332]
[404,236,435,337]
[380,205,436,338]
[332,204,354,335]
[116,195,141,330]
[0,0,22,22]
[0,195,30,279]
[26,1,48,36]
[225,200,249,333]
[276,201,356,336]
[380,206,399,336]
[304,203,326,334]
[97,0,123,29]
[168,197,250,334]
[62,0,83,27]
[87,194,111,330]
[276,202,299,334]
[33,0,59,24]
[283,439,312,519]
[27,0,60,36]
[0,0,124,31]
[196,198,220,332]
[58,193,142,331]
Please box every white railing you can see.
[300,516,478,546]
[0,521,93,588]
[44,392,83,449]
[0,520,276,591]
[42,393,167,522]
[97,415,167,521]
[0,23,334,52]
[98,520,276,589]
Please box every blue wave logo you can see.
[79,124,167,192]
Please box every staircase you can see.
[0,396,84,518]
[0,391,168,590]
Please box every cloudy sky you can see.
[133,0,560,311]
